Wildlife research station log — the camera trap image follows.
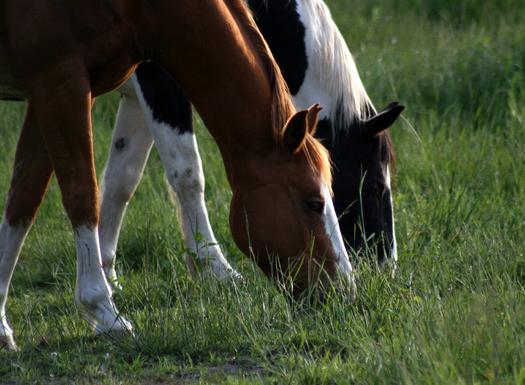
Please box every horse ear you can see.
[306,103,322,136]
[283,104,322,154]
[363,102,404,137]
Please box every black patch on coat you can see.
[114,137,127,150]
[249,0,308,95]
[135,62,193,134]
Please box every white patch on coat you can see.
[131,78,240,280]
[0,220,30,349]
[385,166,398,266]
[74,225,132,335]
[293,0,374,128]
[321,185,356,297]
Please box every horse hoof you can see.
[186,252,243,283]
[0,334,19,351]
[208,266,244,285]
[94,316,134,340]
[228,269,245,285]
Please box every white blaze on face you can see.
[321,185,355,295]
[385,166,398,264]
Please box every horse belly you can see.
[0,43,27,100]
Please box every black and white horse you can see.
[98,0,403,286]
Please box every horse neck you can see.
[134,0,285,179]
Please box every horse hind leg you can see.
[158,130,240,280]
[0,106,53,350]
[31,74,131,337]
[132,66,240,280]
[99,80,154,289]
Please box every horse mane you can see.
[297,0,375,127]
[299,0,396,172]
[226,0,332,187]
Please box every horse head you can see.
[229,104,355,298]
[331,102,404,268]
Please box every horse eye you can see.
[306,200,325,214]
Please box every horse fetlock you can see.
[75,287,132,335]
[75,284,113,315]
[193,247,242,281]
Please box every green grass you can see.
[1,0,525,383]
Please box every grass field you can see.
[1,0,524,383]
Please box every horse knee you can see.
[5,160,52,226]
[103,163,142,203]
[168,166,204,198]
[5,193,42,226]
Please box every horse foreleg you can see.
[99,81,154,289]
[31,76,132,337]
[0,106,53,350]
[132,69,240,280]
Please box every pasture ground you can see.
[1,0,524,383]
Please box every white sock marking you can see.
[75,225,132,334]
[385,166,398,271]
[0,220,30,349]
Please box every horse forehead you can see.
[286,160,324,189]
[263,151,319,178]
[337,133,389,164]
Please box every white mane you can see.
[298,0,375,126]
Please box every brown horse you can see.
[0,0,354,349]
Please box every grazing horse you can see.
[0,0,354,350]
[99,0,403,291]
[250,0,404,266]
